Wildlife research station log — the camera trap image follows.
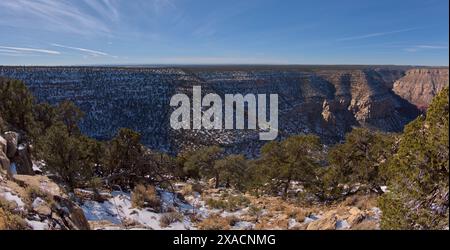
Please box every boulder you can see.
[32,198,52,216]
[0,136,7,154]
[347,207,365,226]
[307,213,337,230]
[0,151,10,172]
[3,132,19,158]
[12,144,34,175]
[53,196,91,230]
[14,175,63,197]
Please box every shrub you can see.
[159,212,184,228]
[197,214,232,230]
[181,183,203,196]
[206,195,250,212]
[0,197,29,230]
[131,184,161,211]
[24,186,54,208]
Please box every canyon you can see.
[0,66,448,156]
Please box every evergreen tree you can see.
[184,146,224,188]
[214,154,248,191]
[56,100,85,136]
[380,87,449,230]
[103,128,145,188]
[326,128,396,194]
[0,78,35,133]
[36,122,92,189]
[259,135,323,199]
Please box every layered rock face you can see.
[0,66,447,155]
[393,68,449,110]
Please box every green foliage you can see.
[380,87,449,230]
[183,146,224,188]
[326,128,396,196]
[102,128,144,187]
[56,100,85,136]
[36,122,95,189]
[206,194,250,212]
[259,135,323,198]
[214,154,248,191]
[0,78,35,134]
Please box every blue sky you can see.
[0,0,448,66]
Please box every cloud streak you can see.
[0,46,60,55]
[338,28,418,41]
[51,43,110,57]
[404,45,449,52]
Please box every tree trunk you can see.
[283,178,291,200]
[215,173,220,189]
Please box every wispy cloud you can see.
[0,45,60,55]
[337,28,418,41]
[0,0,114,35]
[404,45,449,52]
[51,43,110,57]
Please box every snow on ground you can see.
[26,219,49,230]
[336,220,350,230]
[81,190,196,230]
[0,187,25,209]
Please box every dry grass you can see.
[159,212,184,228]
[205,194,250,212]
[181,183,203,196]
[0,197,29,230]
[342,194,378,210]
[24,185,55,208]
[131,184,161,211]
[197,214,240,230]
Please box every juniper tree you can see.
[326,128,396,194]
[214,154,248,191]
[259,135,323,199]
[184,146,224,188]
[0,78,35,134]
[380,87,449,230]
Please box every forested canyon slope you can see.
[0,66,448,155]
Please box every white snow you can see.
[336,220,350,230]
[81,190,196,230]
[0,188,25,209]
[32,197,46,210]
[26,220,49,230]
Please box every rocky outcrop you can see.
[3,132,18,158]
[1,173,90,230]
[393,68,449,110]
[0,136,10,175]
[0,66,447,156]
[0,132,34,175]
[12,144,34,175]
